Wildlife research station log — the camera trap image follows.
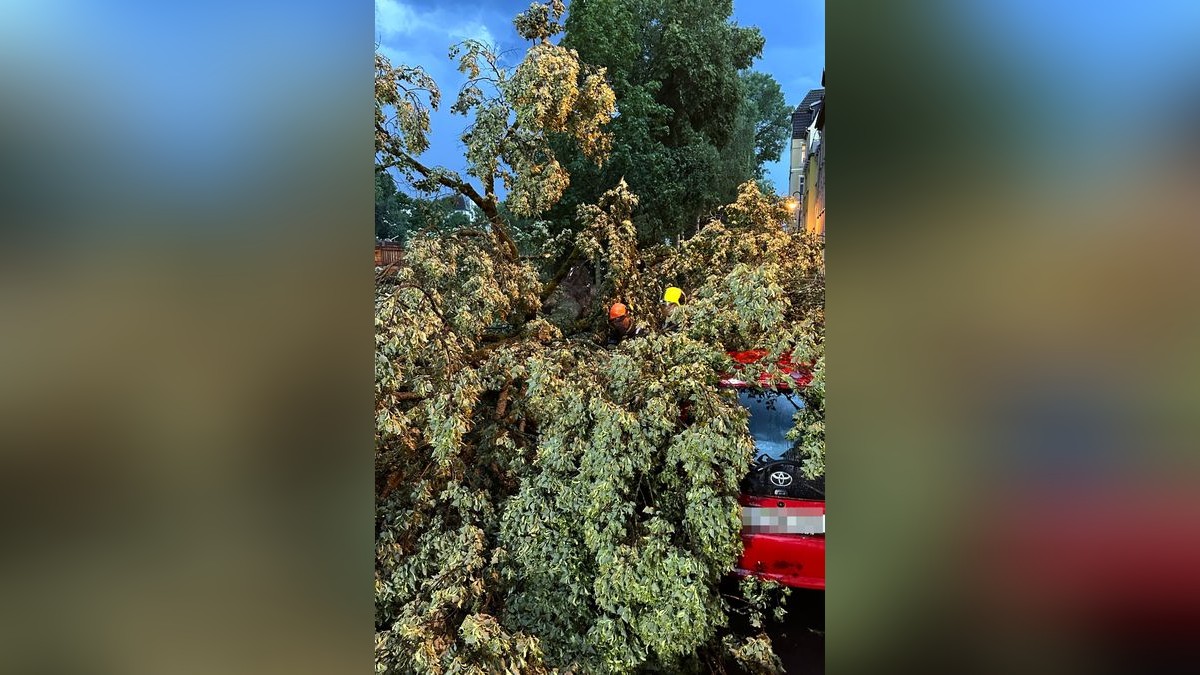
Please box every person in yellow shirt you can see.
[662,286,684,330]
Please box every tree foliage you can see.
[548,0,780,244]
[375,180,823,673]
[376,173,486,242]
[740,72,792,178]
[375,170,413,240]
[375,0,615,263]
[374,3,824,672]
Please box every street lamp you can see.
[787,190,802,231]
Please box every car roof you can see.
[721,350,812,389]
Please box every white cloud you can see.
[377,0,497,47]
[375,0,510,79]
[449,21,495,47]
[375,0,429,39]
[379,44,420,69]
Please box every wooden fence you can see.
[375,241,404,267]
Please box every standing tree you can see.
[741,71,792,178]
[375,170,413,240]
[713,71,792,208]
[546,0,770,245]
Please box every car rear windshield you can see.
[737,389,803,460]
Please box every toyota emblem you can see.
[768,471,793,487]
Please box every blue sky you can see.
[376,0,825,197]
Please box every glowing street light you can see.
[785,191,802,231]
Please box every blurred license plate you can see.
[742,507,825,534]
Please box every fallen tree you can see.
[375,3,823,672]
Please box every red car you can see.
[723,351,824,590]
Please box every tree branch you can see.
[391,283,447,324]
[390,149,521,261]
[539,245,582,303]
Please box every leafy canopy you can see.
[375,0,616,261]
[375,179,824,674]
[547,0,790,244]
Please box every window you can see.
[737,390,803,460]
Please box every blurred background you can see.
[3,0,1200,672]
[833,1,1200,673]
[0,1,373,672]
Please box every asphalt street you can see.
[769,589,824,674]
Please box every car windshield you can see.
[737,390,803,460]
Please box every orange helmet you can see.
[608,302,628,320]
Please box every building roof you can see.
[816,70,825,128]
[792,88,825,138]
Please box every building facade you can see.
[802,72,824,236]
[788,87,825,205]
[790,73,824,236]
